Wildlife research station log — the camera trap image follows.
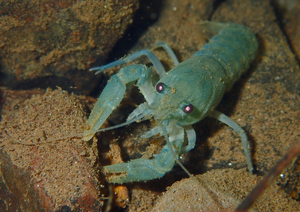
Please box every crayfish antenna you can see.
[14,113,147,146]
[88,112,147,133]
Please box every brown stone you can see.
[0,88,104,211]
[0,0,139,94]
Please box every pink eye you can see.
[183,104,194,113]
[156,82,165,93]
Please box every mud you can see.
[1,0,300,211]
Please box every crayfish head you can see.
[149,84,203,127]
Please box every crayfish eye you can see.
[183,104,194,113]
[156,82,165,93]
